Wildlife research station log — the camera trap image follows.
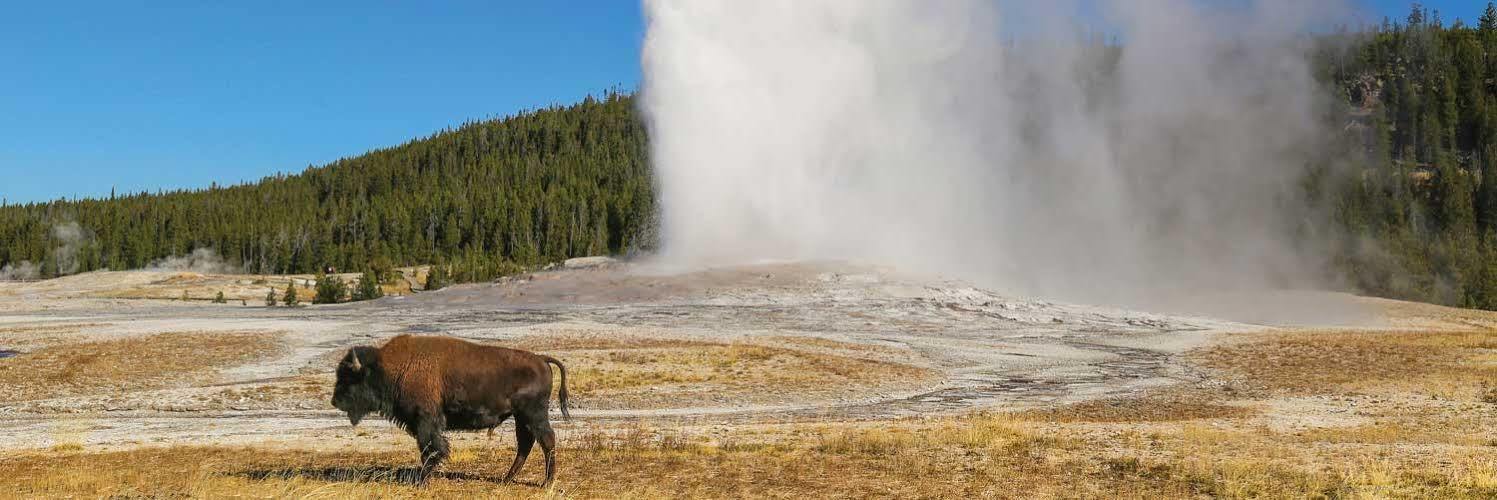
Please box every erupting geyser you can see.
[641,0,1348,306]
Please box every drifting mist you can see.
[641,0,1349,306]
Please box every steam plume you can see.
[50,221,90,276]
[145,248,241,274]
[0,261,40,281]
[642,0,1347,306]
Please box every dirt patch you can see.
[0,331,283,402]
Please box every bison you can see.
[331,334,570,486]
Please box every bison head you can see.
[332,346,383,427]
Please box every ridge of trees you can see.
[8,3,1497,310]
[0,90,653,281]
[1318,2,1497,308]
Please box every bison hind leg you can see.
[532,419,557,487]
[515,404,558,487]
[502,420,535,483]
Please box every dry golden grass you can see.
[1379,298,1497,331]
[562,343,935,409]
[0,331,281,401]
[0,323,108,335]
[494,333,937,409]
[1194,329,1497,400]
[0,416,1194,499]
[758,335,910,356]
[9,306,1497,498]
[1020,391,1254,423]
[505,334,721,353]
[6,411,1494,499]
[0,322,109,349]
[206,375,331,407]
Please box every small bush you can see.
[352,270,383,301]
[282,282,299,307]
[425,265,448,291]
[313,274,347,304]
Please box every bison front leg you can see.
[503,423,535,483]
[414,417,449,484]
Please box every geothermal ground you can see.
[1,262,1495,498]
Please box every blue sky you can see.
[0,1,1484,204]
[1,1,642,204]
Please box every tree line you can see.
[0,90,654,282]
[1316,2,1497,308]
[8,3,1497,311]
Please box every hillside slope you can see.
[0,91,652,279]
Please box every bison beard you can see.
[331,335,571,486]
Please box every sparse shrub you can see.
[352,270,383,301]
[425,264,448,291]
[370,255,395,284]
[1482,382,1497,405]
[212,291,226,304]
[180,290,190,302]
[313,274,347,304]
[282,282,299,307]
[264,289,277,307]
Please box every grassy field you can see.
[0,331,281,402]
[3,323,1495,498]
[504,333,938,410]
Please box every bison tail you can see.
[542,355,571,421]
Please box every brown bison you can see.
[331,334,570,485]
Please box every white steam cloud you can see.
[642,0,1347,306]
[0,261,40,281]
[1,221,95,280]
[146,248,241,274]
[50,221,91,276]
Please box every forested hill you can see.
[9,3,1497,311]
[0,91,654,281]
[1317,3,1497,309]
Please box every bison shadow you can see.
[232,467,542,487]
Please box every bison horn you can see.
[349,352,362,371]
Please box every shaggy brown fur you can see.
[332,335,570,486]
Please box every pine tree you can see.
[426,264,447,291]
[213,291,227,304]
[353,270,384,301]
[283,281,299,307]
[264,288,278,307]
[314,274,348,304]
